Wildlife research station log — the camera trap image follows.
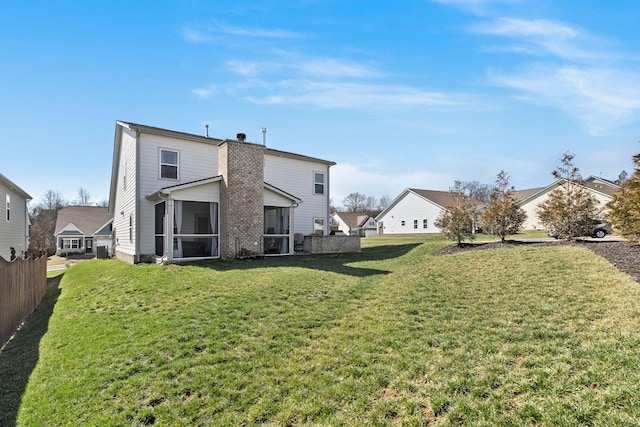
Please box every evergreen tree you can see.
[608,153,640,241]
[480,171,527,242]
[435,180,477,245]
[536,153,599,240]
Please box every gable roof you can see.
[110,121,335,213]
[376,188,484,221]
[516,178,619,206]
[0,173,32,200]
[54,206,113,236]
[145,176,302,204]
[333,212,371,229]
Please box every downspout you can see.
[326,165,332,235]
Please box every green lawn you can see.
[10,234,640,425]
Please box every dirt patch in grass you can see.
[432,239,640,284]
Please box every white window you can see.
[313,217,325,235]
[401,220,405,226]
[423,219,428,229]
[313,172,325,195]
[63,239,80,249]
[160,149,179,179]
[414,219,418,229]
[129,214,133,242]
[5,194,9,222]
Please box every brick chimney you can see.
[218,138,264,258]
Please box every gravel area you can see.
[432,239,640,284]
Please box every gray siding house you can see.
[0,173,31,260]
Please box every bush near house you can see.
[11,235,640,426]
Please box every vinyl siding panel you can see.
[520,186,613,230]
[137,134,219,256]
[0,182,29,259]
[112,127,138,257]
[264,155,331,235]
[377,192,444,234]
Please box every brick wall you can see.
[219,140,265,259]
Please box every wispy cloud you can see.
[430,0,521,15]
[244,80,471,110]
[181,23,301,43]
[462,12,640,134]
[193,54,473,111]
[488,65,640,134]
[470,17,604,61]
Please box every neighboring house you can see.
[376,188,483,235]
[0,173,32,260]
[515,176,620,230]
[54,206,113,257]
[109,121,336,263]
[331,212,378,237]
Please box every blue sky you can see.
[2,0,639,208]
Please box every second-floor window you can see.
[5,194,9,222]
[313,172,325,195]
[160,149,179,179]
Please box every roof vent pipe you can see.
[237,133,246,142]
[261,127,267,146]
[205,124,209,138]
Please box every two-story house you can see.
[109,121,336,263]
[0,173,32,260]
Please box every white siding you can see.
[264,155,331,235]
[520,186,613,230]
[112,127,138,258]
[0,182,29,259]
[377,191,444,235]
[137,134,219,256]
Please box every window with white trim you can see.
[401,220,405,226]
[5,194,9,222]
[414,219,418,229]
[160,149,179,179]
[313,172,325,195]
[423,219,428,229]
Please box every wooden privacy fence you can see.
[0,255,47,350]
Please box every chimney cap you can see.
[236,133,246,142]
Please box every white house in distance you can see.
[376,188,483,235]
[54,206,113,257]
[109,121,337,263]
[0,173,31,260]
[515,176,620,230]
[331,211,378,237]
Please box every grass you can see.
[6,234,640,425]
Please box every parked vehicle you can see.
[548,222,611,239]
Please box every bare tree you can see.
[77,187,91,206]
[461,180,494,204]
[41,189,66,210]
[378,194,391,211]
[342,192,368,212]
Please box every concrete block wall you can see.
[303,235,361,254]
[219,140,265,259]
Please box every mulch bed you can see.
[432,239,640,284]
